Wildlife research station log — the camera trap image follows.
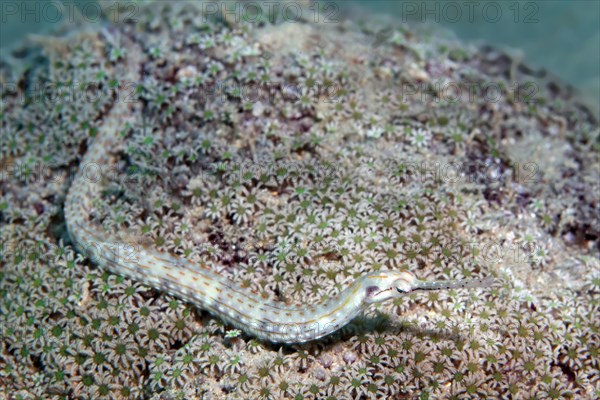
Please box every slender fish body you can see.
[64,37,491,343]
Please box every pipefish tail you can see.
[64,36,493,344]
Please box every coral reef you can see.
[1,1,598,399]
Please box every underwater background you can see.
[1,1,599,399]
[3,0,599,111]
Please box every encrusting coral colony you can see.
[0,1,598,399]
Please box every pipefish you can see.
[64,37,492,343]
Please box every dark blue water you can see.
[351,0,599,110]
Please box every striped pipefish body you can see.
[64,37,492,343]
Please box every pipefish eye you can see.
[394,283,410,294]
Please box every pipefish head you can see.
[362,270,417,304]
[362,271,493,305]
